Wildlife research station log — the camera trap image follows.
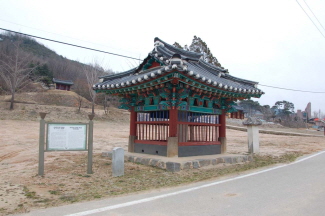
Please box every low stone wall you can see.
[227,125,323,137]
[102,152,253,172]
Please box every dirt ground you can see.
[1,119,325,215]
[1,93,325,215]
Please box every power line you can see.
[1,27,324,94]
[0,27,142,61]
[295,0,325,39]
[0,18,142,56]
[259,84,325,93]
[303,0,325,32]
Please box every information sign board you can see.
[47,123,87,151]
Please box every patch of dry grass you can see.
[6,152,303,215]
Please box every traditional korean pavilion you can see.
[229,105,245,119]
[94,37,263,157]
[53,78,74,91]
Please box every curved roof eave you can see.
[154,37,203,60]
[99,67,137,80]
[94,37,264,97]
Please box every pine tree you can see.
[173,36,222,67]
[173,42,183,49]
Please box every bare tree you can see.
[0,39,36,110]
[72,78,89,113]
[321,112,325,119]
[313,111,319,118]
[83,61,106,115]
[94,92,110,115]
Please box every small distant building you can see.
[311,118,325,128]
[229,105,245,119]
[295,102,311,122]
[52,78,73,91]
[296,109,303,119]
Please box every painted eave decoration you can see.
[93,37,264,111]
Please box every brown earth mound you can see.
[2,90,92,107]
[0,90,129,122]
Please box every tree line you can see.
[0,32,117,112]
[237,99,315,127]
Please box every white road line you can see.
[66,150,325,216]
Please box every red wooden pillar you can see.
[219,111,226,138]
[167,108,178,157]
[130,107,137,136]
[128,107,137,152]
[219,110,226,153]
[169,108,178,137]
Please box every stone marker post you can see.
[87,114,95,174]
[243,117,262,154]
[112,147,124,177]
[38,112,47,176]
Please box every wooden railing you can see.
[135,111,221,146]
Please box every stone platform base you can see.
[102,152,253,172]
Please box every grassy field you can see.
[1,152,303,215]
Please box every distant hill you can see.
[0,32,113,102]
[0,32,112,86]
[0,32,58,59]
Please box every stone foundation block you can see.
[166,162,181,172]
[193,161,200,169]
[141,158,151,166]
[217,158,224,164]
[198,159,211,167]
[157,161,166,169]
[182,162,192,170]
[149,159,160,166]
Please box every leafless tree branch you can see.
[0,39,37,109]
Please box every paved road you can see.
[16,151,325,216]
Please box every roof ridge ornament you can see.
[169,53,184,67]
[154,40,164,47]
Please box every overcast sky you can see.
[1,0,325,115]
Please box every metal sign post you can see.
[87,114,95,174]
[38,112,47,176]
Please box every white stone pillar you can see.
[243,117,262,154]
[112,147,124,177]
[247,125,259,153]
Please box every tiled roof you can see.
[154,38,202,61]
[94,37,264,96]
[233,105,244,111]
[52,78,74,85]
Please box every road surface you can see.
[16,151,325,216]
